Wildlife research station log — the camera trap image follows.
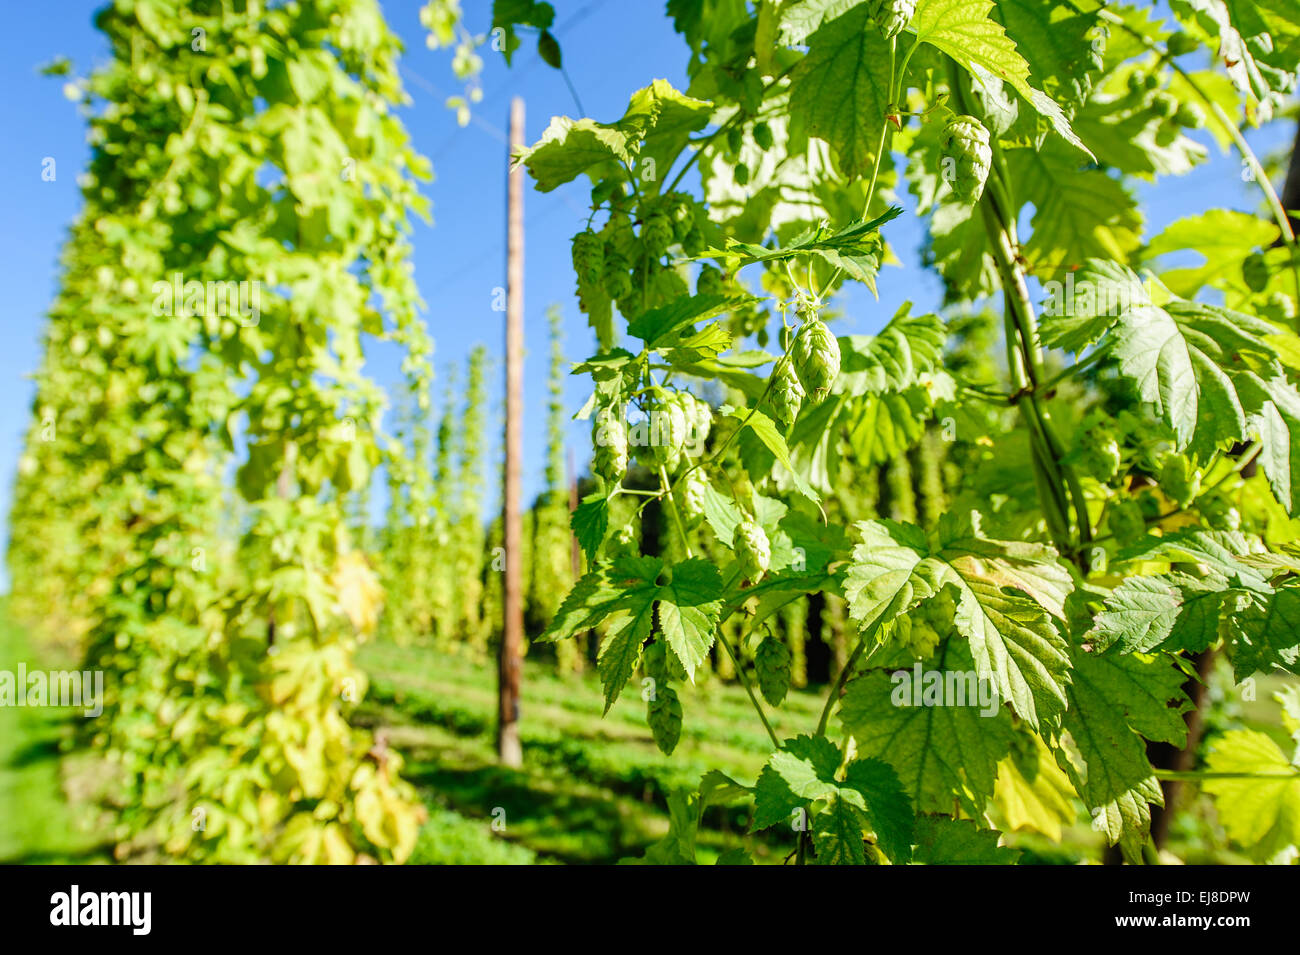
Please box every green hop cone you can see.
[602,249,633,301]
[733,515,771,581]
[593,408,628,480]
[571,231,605,287]
[894,613,941,661]
[869,0,915,39]
[642,213,674,257]
[791,318,840,403]
[681,226,705,257]
[640,391,688,471]
[1076,426,1122,484]
[674,391,711,446]
[696,265,726,297]
[754,635,792,706]
[1108,497,1147,546]
[677,468,709,523]
[752,121,774,151]
[607,521,639,558]
[1159,456,1201,509]
[940,115,992,204]
[767,360,805,429]
[1199,493,1241,531]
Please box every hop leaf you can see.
[755,634,792,706]
[940,115,991,204]
[333,550,383,637]
[537,29,562,69]
[791,318,841,403]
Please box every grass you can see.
[2,604,1290,865]
[0,609,111,864]
[354,640,824,863]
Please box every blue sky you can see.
[0,0,1294,590]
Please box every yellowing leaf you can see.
[334,549,384,636]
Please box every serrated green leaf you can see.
[912,815,1020,863]
[839,649,1017,815]
[656,558,723,680]
[788,5,894,178]
[627,293,759,348]
[837,304,947,394]
[1145,210,1280,298]
[515,116,633,192]
[1226,579,1300,679]
[1006,142,1141,280]
[843,517,1072,729]
[842,757,915,863]
[1057,648,1191,846]
[811,797,868,865]
[1203,729,1300,862]
[913,0,1091,156]
[570,491,609,562]
[596,607,650,713]
[994,0,1099,116]
[724,405,821,505]
[1090,574,1227,655]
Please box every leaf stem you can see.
[815,623,881,737]
[658,462,780,749]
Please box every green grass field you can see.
[0,613,110,864]
[355,641,825,864]
[3,607,1287,865]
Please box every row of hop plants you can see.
[8,0,448,864]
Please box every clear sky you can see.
[0,0,1294,591]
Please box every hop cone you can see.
[593,408,627,480]
[677,468,709,522]
[602,248,633,301]
[870,0,915,39]
[697,265,726,296]
[571,231,604,287]
[940,115,992,203]
[792,318,840,403]
[768,361,805,428]
[733,515,771,581]
[642,213,674,257]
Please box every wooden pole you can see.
[498,97,525,767]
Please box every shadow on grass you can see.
[401,749,654,865]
